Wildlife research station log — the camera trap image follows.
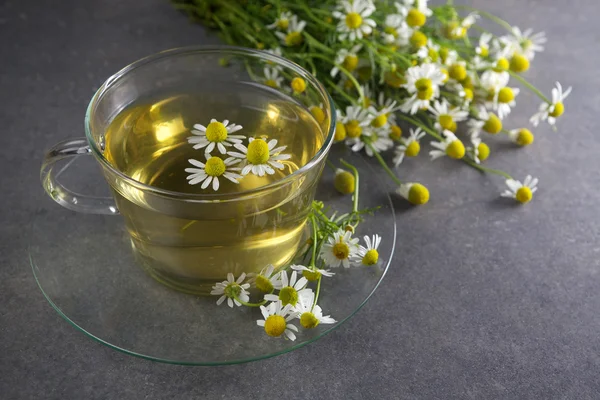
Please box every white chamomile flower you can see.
[396,0,432,28]
[476,32,493,57]
[507,128,535,146]
[253,264,280,294]
[429,130,466,160]
[467,107,498,138]
[291,264,334,281]
[348,127,393,156]
[369,92,398,128]
[357,234,382,266]
[331,44,362,78]
[530,82,572,127]
[393,127,425,166]
[439,48,459,67]
[275,15,306,47]
[449,12,479,38]
[210,272,250,308]
[264,270,312,308]
[481,70,519,119]
[295,291,336,329]
[267,11,294,30]
[185,157,242,191]
[416,39,440,61]
[257,300,299,340]
[188,119,245,154]
[263,67,284,88]
[511,26,546,60]
[468,136,490,164]
[401,63,445,114]
[341,105,373,142]
[501,175,538,204]
[320,229,360,269]
[382,13,411,47]
[397,182,430,205]
[332,0,376,42]
[228,137,291,177]
[428,99,468,133]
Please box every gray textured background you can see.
[1,0,599,398]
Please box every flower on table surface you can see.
[253,264,280,293]
[357,234,381,266]
[501,175,538,204]
[341,105,373,141]
[295,291,336,329]
[264,270,312,307]
[468,107,503,137]
[481,70,519,119]
[185,157,242,191]
[369,92,398,129]
[331,44,362,78]
[210,272,251,308]
[188,119,245,154]
[468,137,490,164]
[291,264,334,282]
[267,11,294,30]
[227,137,291,177]
[275,15,306,46]
[401,63,445,114]
[332,0,376,41]
[507,128,535,146]
[397,182,430,205]
[334,168,356,194]
[428,99,468,133]
[262,67,284,88]
[530,82,572,127]
[320,229,360,268]
[430,130,466,160]
[393,127,425,166]
[257,300,299,340]
[359,128,394,157]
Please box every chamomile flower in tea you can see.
[187,118,244,154]
[228,137,291,177]
[185,157,242,190]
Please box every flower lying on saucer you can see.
[210,273,251,308]
[188,119,245,154]
[294,291,336,329]
[185,156,242,191]
[257,300,299,340]
[320,229,360,268]
[227,137,291,177]
[264,270,312,308]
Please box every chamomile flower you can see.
[185,157,242,191]
[210,272,251,308]
[416,39,440,62]
[476,33,493,57]
[188,119,245,154]
[481,70,519,119]
[382,14,411,47]
[267,11,294,30]
[275,15,306,46]
[530,82,572,127]
[332,0,376,42]
[468,137,490,164]
[501,175,539,204]
[228,137,291,177]
[331,44,362,78]
[369,92,398,129]
[396,182,430,205]
[507,128,535,146]
[341,105,373,141]
[357,234,381,266]
[393,127,425,166]
[428,99,468,133]
[253,264,280,293]
[264,270,312,307]
[257,300,299,340]
[295,291,336,329]
[334,168,356,194]
[291,264,335,281]
[468,107,503,136]
[429,130,466,160]
[446,12,479,39]
[510,27,546,60]
[396,0,432,28]
[401,63,445,114]
[320,229,360,268]
[262,67,284,88]
[354,128,394,156]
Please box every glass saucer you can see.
[29,149,396,365]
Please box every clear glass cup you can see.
[40,46,335,294]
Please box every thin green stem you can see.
[340,159,360,212]
[233,295,267,308]
[311,275,322,313]
[326,159,337,171]
[366,142,403,187]
[464,159,513,179]
[326,78,359,105]
[396,114,443,140]
[309,214,319,267]
[310,53,364,104]
[507,70,551,103]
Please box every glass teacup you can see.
[40,46,335,294]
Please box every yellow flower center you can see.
[332,242,350,260]
[277,18,289,30]
[446,139,465,159]
[415,78,432,93]
[477,142,490,161]
[264,315,286,337]
[390,125,402,140]
[300,312,320,329]
[310,106,326,124]
[510,54,530,73]
[291,77,307,93]
[516,187,533,204]
[342,54,359,72]
[334,121,347,142]
[279,286,299,306]
[371,114,388,128]
[406,9,426,27]
[285,31,303,46]
[461,75,473,89]
[408,183,430,205]
[384,70,406,88]
[255,275,274,293]
[444,21,463,39]
[448,63,467,81]
[522,39,533,50]
[265,79,278,88]
[463,87,474,101]
[479,46,489,57]
[439,115,456,131]
[498,87,515,103]
[345,120,362,138]
[246,139,270,165]
[302,269,321,281]
[334,170,356,194]
[405,140,420,157]
[205,121,228,142]
[384,26,398,38]
[223,282,241,299]
[205,157,226,177]
[417,86,434,100]
[549,102,564,117]
[516,129,534,146]
[428,48,439,62]
[439,47,449,63]
[345,12,363,29]
[483,113,502,134]
[362,249,379,265]
[494,57,509,72]
[410,30,428,48]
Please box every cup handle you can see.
[40,138,119,215]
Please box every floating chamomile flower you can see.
[320,229,360,269]
[530,82,572,127]
[429,130,466,160]
[274,15,306,47]
[185,157,242,191]
[257,300,299,340]
[253,264,280,293]
[188,119,245,154]
[263,67,283,88]
[428,99,468,133]
[331,44,362,78]
[264,270,312,307]
[291,264,334,282]
[332,0,376,42]
[267,11,294,30]
[393,127,425,166]
[295,291,336,329]
[396,182,430,205]
[507,128,535,146]
[210,272,251,308]
[501,175,538,204]
[468,137,490,164]
[401,63,445,114]
[357,234,381,266]
[228,137,291,177]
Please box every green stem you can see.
[339,159,360,212]
[233,295,267,308]
[326,159,337,171]
[507,70,552,103]
[309,53,364,104]
[326,78,359,105]
[463,159,513,179]
[311,275,322,313]
[366,142,403,187]
[309,214,319,267]
[396,114,443,140]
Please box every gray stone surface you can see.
[1,0,599,398]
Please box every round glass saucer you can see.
[29,150,396,365]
